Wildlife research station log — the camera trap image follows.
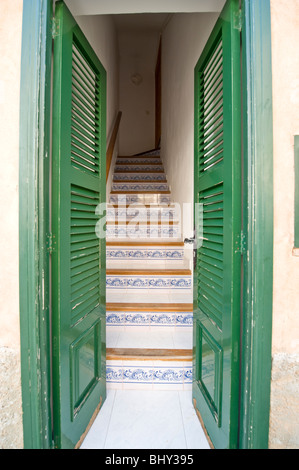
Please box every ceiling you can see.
[64,0,226,17]
[113,13,172,33]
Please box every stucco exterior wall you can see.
[0,0,23,449]
[270,0,299,449]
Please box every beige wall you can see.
[271,0,299,356]
[269,0,299,449]
[0,0,23,449]
[0,0,22,350]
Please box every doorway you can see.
[19,0,273,449]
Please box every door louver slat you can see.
[70,184,100,324]
[71,43,100,175]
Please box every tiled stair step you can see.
[106,268,192,290]
[106,302,193,326]
[107,348,192,360]
[106,221,181,240]
[106,205,178,221]
[116,158,162,164]
[111,183,169,192]
[106,348,192,390]
[113,174,167,182]
[116,160,163,165]
[106,225,180,239]
[114,166,164,173]
[109,194,171,204]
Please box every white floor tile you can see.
[103,390,187,449]
[80,389,210,450]
[178,391,211,449]
[80,390,116,449]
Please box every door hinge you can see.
[52,17,60,39]
[234,9,242,32]
[240,230,246,255]
[47,232,56,254]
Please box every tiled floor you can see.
[80,389,210,449]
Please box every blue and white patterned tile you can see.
[106,277,127,289]
[113,173,166,182]
[149,313,177,326]
[106,363,193,388]
[175,313,193,326]
[112,183,169,192]
[126,277,149,289]
[106,225,180,239]
[106,311,193,327]
[114,165,164,173]
[107,247,184,262]
[106,274,191,291]
[116,158,162,164]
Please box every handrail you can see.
[106,111,122,182]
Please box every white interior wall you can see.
[118,31,160,155]
[161,13,218,236]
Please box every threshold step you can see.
[107,348,192,361]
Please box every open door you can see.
[51,1,106,449]
[193,0,242,449]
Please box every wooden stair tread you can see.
[116,162,163,165]
[117,155,160,158]
[107,302,193,312]
[107,204,176,208]
[114,170,164,173]
[106,241,184,246]
[106,220,179,225]
[113,179,167,183]
[106,348,192,361]
[107,268,191,275]
[110,191,171,194]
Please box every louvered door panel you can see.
[70,185,100,325]
[71,42,100,175]
[52,1,106,449]
[193,0,241,449]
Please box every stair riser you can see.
[113,174,166,182]
[110,195,171,205]
[107,208,178,221]
[115,166,164,172]
[107,247,184,261]
[112,183,169,192]
[107,311,192,326]
[106,226,180,239]
[116,158,161,164]
[106,276,192,290]
[106,362,192,390]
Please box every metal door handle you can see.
[184,237,195,244]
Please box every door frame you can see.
[19,0,273,449]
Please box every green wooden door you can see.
[193,0,242,449]
[52,1,106,449]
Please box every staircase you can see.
[106,150,193,390]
